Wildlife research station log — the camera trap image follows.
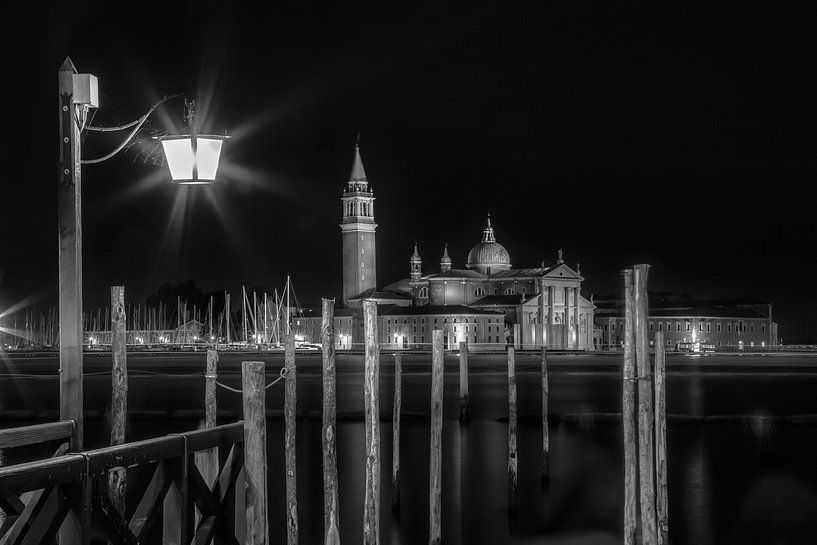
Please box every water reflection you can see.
[683,435,713,545]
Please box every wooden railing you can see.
[0,421,245,545]
[0,421,74,454]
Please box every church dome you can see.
[466,217,511,274]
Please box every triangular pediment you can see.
[544,263,583,280]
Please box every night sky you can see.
[1,2,815,340]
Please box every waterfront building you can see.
[84,319,204,346]
[593,295,778,350]
[294,144,596,350]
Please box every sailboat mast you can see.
[286,274,291,336]
[225,291,231,344]
[264,292,269,345]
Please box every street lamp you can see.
[57,57,227,450]
[160,99,229,184]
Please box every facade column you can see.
[547,286,554,350]
[536,285,547,346]
[563,286,570,349]
[573,285,580,349]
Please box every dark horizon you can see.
[1,2,815,341]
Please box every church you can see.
[296,145,596,351]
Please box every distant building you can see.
[294,145,596,350]
[84,319,204,346]
[593,296,778,350]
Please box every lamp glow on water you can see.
[161,135,227,184]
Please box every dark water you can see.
[3,352,817,544]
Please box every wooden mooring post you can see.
[507,345,518,515]
[541,346,549,483]
[634,264,657,544]
[459,341,471,423]
[392,351,402,511]
[655,331,669,545]
[429,329,444,545]
[622,269,638,545]
[321,298,341,545]
[196,349,219,491]
[109,285,127,515]
[242,361,269,545]
[362,300,381,545]
[284,335,299,545]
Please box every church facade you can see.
[296,145,596,350]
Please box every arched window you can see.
[419,287,429,298]
[504,287,514,295]
[474,287,486,297]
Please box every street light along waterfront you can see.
[57,57,227,451]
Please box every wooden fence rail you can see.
[0,421,74,451]
[0,422,246,545]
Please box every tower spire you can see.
[348,143,368,185]
[440,244,452,272]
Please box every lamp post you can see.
[57,57,226,451]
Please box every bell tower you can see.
[341,144,377,305]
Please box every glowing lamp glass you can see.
[161,135,225,184]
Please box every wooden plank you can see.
[507,345,518,515]
[392,351,402,511]
[0,456,85,497]
[90,478,138,545]
[187,465,240,545]
[634,264,657,544]
[622,269,638,545]
[0,421,74,450]
[129,461,172,540]
[21,483,80,545]
[284,335,298,545]
[162,457,187,545]
[321,298,340,545]
[459,342,471,423]
[85,436,185,476]
[429,330,444,545]
[242,361,269,545]
[655,331,669,545]
[362,301,380,545]
[109,285,128,517]
[181,423,244,453]
[541,347,549,483]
